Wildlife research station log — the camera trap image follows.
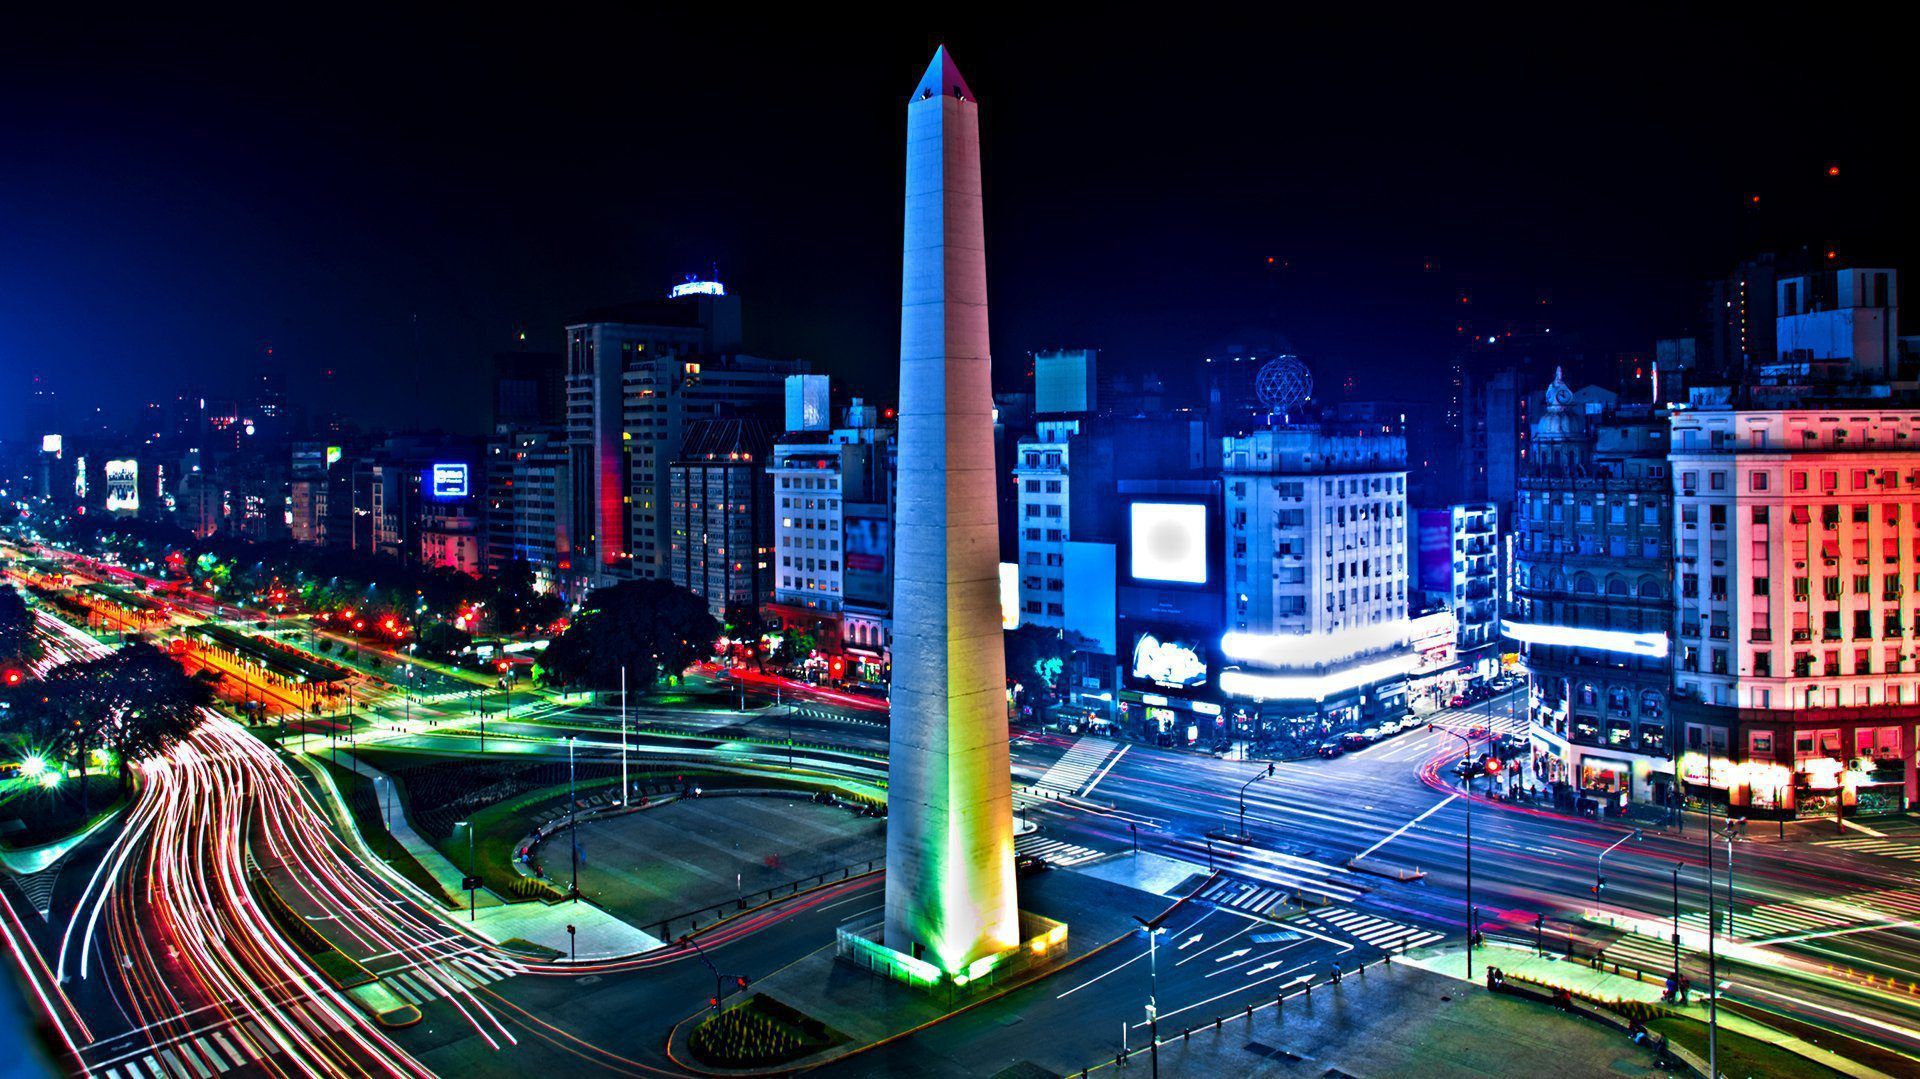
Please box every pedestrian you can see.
[1663,972,1677,1003]
[1678,974,1691,1004]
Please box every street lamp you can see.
[1592,828,1642,899]
[1130,915,1166,1079]
[1431,723,1487,980]
[567,736,580,901]
[1670,862,1682,980]
[455,820,476,922]
[1232,762,1277,842]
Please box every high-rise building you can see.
[564,287,802,595]
[1218,420,1413,729]
[492,350,565,428]
[766,398,896,679]
[485,428,572,595]
[1414,502,1500,664]
[668,417,774,619]
[1511,371,1675,809]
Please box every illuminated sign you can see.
[326,445,343,466]
[1128,502,1208,584]
[999,562,1020,629]
[1501,619,1669,659]
[40,434,62,456]
[104,459,139,513]
[669,279,727,299]
[74,456,87,499]
[846,513,892,608]
[1220,653,1418,702]
[1221,622,1411,668]
[429,463,470,499]
[1130,629,1208,689]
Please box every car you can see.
[1340,732,1370,750]
[1015,854,1053,876]
[1448,694,1470,708]
[1359,725,1383,741]
[1316,740,1346,758]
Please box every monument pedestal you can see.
[837,908,1067,1001]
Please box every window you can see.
[1749,472,1768,492]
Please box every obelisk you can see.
[884,45,1020,973]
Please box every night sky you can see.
[1,10,1910,439]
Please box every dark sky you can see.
[1,9,1910,439]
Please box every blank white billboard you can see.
[1129,502,1207,584]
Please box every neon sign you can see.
[430,462,469,499]
[669,279,727,299]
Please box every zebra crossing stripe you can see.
[210,1031,248,1068]
[158,1048,190,1079]
[195,1036,232,1074]
[141,1056,166,1079]
[1314,908,1445,952]
[177,1038,213,1079]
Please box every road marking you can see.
[1015,834,1106,867]
[1841,818,1888,838]
[1135,961,1315,1028]
[1213,948,1250,963]
[1353,794,1457,863]
[1175,923,1254,968]
[1055,947,1149,999]
[1081,745,1129,797]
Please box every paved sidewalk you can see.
[304,749,663,961]
[1408,941,1891,1079]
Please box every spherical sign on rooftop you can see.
[1255,354,1313,415]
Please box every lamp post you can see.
[1593,827,1642,900]
[567,735,580,901]
[1670,862,1682,979]
[455,820,476,921]
[1131,915,1165,1079]
[1431,724,1486,980]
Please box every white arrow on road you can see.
[1214,948,1250,963]
[1247,961,1283,975]
[1178,934,1205,950]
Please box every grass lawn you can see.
[1649,1016,1846,1079]
[0,774,128,849]
[316,759,457,909]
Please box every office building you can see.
[668,417,774,620]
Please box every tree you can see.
[42,642,215,796]
[0,584,40,672]
[1004,625,1071,712]
[539,579,720,693]
[768,630,817,673]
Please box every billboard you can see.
[105,459,138,513]
[843,507,891,608]
[40,434,62,456]
[1128,502,1208,585]
[999,562,1020,630]
[1127,625,1209,690]
[428,462,470,499]
[1415,509,1453,592]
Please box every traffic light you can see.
[1485,758,1504,775]
[708,997,719,1008]
[1593,877,1606,896]
[1,668,21,686]
[735,976,750,991]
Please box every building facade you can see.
[668,418,773,620]
[1219,422,1412,729]
[1512,371,1675,809]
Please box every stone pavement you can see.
[1083,960,1679,1079]
[1409,941,1892,1079]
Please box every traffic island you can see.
[834,908,1067,1000]
[665,867,1161,1076]
[686,994,846,1070]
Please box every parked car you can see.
[1316,740,1346,758]
[1340,732,1370,751]
[1447,694,1470,708]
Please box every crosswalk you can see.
[374,953,520,1005]
[1674,886,1920,942]
[1197,876,1298,919]
[1604,930,1682,974]
[1308,907,1446,953]
[1028,737,1117,799]
[1175,841,1367,905]
[1015,833,1106,867]
[90,999,353,1079]
[1817,836,1920,862]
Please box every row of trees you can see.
[0,584,39,671]
[539,579,719,692]
[46,516,564,640]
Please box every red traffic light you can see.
[1,669,21,686]
[1485,758,1504,774]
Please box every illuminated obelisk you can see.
[884,45,1020,973]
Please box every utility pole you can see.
[1432,724,1484,980]
[1131,916,1163,1079]
[620,666,629,805]
[568,736,580,901]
